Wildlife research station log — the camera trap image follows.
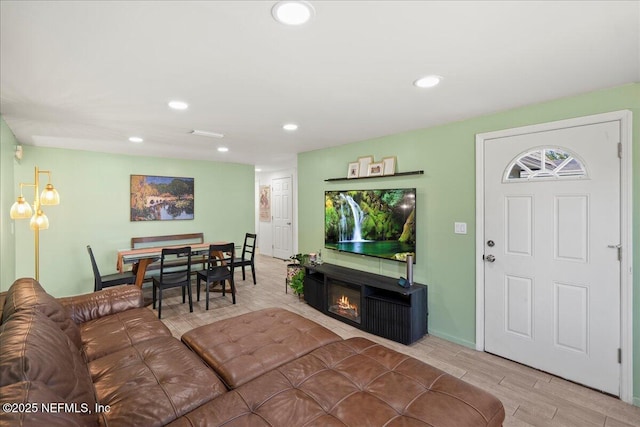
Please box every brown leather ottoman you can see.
[169,337,506,427]
[181,307,342,388]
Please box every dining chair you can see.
[231,233,257,285]
[87,245,136,292]
[152,246,193,319]
[196,242,236,310]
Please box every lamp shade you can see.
[30,210,49,230]
[10,196,33,219]
[40,184,60,205]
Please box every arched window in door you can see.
[504,147,587,182]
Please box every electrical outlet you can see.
[454,222,467,234]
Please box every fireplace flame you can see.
[337,295,358,317]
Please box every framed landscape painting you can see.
[130,175,194,221]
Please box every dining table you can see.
[116,242,229,288]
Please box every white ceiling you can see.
[1,1,638,171]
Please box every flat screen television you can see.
[324,188,416,262]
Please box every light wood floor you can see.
[149,255,640,427]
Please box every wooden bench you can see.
[131,233,207,280]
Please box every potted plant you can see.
[285,253,309,294]
[289,269,305,297]
[290,253,310,266]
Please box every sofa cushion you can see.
[0,381,91,427]
[0,309,97,426]
[58,285,144,325]
[80,307,172,361]
[181,307,342,388]
[2,278,81,348]
[89,336,227,427]
[169,337,505,427]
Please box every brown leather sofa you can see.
[0,278,505,426]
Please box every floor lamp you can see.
[10,166,61,281]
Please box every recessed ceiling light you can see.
[217,147,229,152]
[168,100,189,110]
[128,136,143,143]
[272,1,314,26]
[255,168,262,172]
[191,129,224,138]
[283,123,298,131]
[413,75,442,88]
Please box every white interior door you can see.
[483,121,621,395]
[272,176,292,260]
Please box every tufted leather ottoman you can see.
[169,337,506,427]
[181,307,342,388]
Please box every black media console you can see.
[304,263,428,345]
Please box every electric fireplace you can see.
[327,280,361,324]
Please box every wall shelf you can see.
[325,170,424,182]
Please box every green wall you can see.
[3,144,255,297]
[298,83,639,403]
[0,118,17,288]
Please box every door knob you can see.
[484,254,496,263]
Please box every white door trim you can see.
[271,174,295,260]
[475,110,633,403]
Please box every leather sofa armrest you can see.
[58,285,143,324]
[0,291,7,324]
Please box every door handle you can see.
[484,254,496,263]
[608,244,621,261]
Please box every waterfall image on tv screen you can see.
[324,188,416,262]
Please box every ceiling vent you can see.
[190,130,224,138]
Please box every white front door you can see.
[272,176,293,260]
[483,120,621,395]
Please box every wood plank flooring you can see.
[150,255,640,427]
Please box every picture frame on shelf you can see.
[368,161,384,177]
[382,156,396,175]
[358,156,373,177]
[347,162,360,178]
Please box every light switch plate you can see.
[454,222,467,234]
